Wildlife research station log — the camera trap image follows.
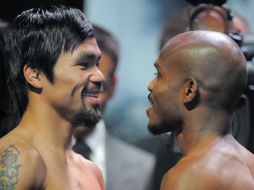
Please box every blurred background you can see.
[85,0,254,152]
[0,0,254,151]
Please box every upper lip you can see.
[82,86,103,97]
[83,90,103,97]
[83,92,99,97]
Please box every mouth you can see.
[148,93,154,105]
[146,93,155,116]
[83,91,100,97]
[146,108,150,117]
[82,89,103,105]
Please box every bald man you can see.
[146,30,254,190]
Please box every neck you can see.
[17,99,74,151]
[177,107,232,155]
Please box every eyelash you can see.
[78,62,100,70]
[79,63,88,70]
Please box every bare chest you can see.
[43,162,102,190]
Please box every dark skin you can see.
[147,31,254,190]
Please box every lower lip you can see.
[146,107,152,116]
[85,96,101,105]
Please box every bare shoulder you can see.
[161,145,254,190]
[0,136,46,189]
[73,152,105,189]
[74,152,101,175]
[161,156,224,190]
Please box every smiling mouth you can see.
[81,83,104,104]
[82,89,103,105]
[82,85,103,97]
[83,92,100,97]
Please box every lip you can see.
[86,96,101,104]
[83,92,100,97]
[148,93,154,105]
[82,91,102,104]
[146,107,152,117]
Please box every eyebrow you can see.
[76,53,101,63]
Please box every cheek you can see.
[99,92,108,105]
[153,84,170,107]
[151,88,169,118]
[154,85,179,115]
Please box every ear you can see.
[183,78,199,108]
[23,64,43,89]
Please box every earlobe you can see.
[23,65,43,89]
[183,78,199,109]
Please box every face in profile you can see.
[98,53,116,112]
[42,37,105,127]
[146,46,183,135]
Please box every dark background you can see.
[0,0,84,22]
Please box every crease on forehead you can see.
[159,31,238,71]
[71,38,101,58]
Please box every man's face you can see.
[42,37,105,127]
[146,48,183,135]
[98,53,116,112]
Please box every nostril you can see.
[148,79,156,91]
[90,69,105,83]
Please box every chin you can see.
[72,106,102,128]
[148,120,179,135]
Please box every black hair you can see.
[0,20,17,137]
[3,4,94,117]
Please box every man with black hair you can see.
[0,5,105,189]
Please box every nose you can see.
[148,78,156,92]
[90,66,105,84]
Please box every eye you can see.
[78,62,89,70]
[96,61,100,68]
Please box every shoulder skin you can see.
[0,139,46,190]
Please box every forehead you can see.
[156,44,180,70]
[72,37,101,57]
[56,38,101,65]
